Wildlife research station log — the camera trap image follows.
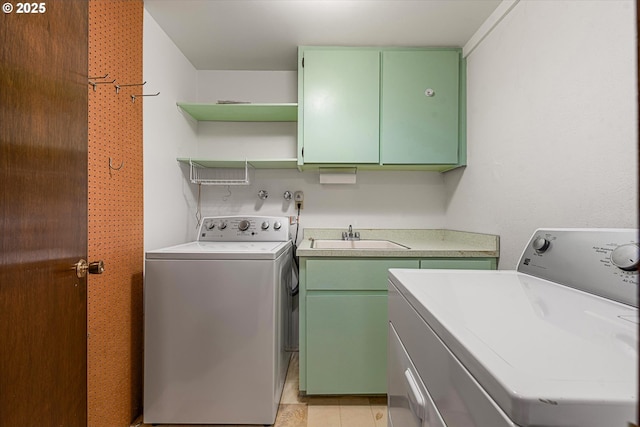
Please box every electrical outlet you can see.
[294,191,304,210]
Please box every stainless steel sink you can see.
[311,239,409,250]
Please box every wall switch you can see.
[294,191,304,210]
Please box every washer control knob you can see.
[218,222,227,230]
[532,237,551,253]
[238,220,250,231]
[274,221,282,230]
[261,221,270,230]
[611,243,640,271]
[206,222,215,230]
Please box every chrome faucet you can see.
[342,224,361,241]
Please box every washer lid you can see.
[146,240,291,260]
[388,269,638,427]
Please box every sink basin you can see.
[311,239,409,250]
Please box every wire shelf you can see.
[189,159,251,185]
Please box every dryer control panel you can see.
[198,216,291,242]
[518,228,638,307]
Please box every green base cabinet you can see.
[299,256,496,395]
[300,258,418,395]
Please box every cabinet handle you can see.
[424,88,435,97]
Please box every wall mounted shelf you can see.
[177,102,298,122]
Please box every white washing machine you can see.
[388,228,638,427]
[144,216,293,425]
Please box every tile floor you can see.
[135,352,388,427]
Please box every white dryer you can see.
[144,216,293,425]
[388,228,638,427]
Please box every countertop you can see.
[296,228,499,258]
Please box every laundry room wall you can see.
[143,9,199,250]
[444,0,638,269]
[142,7,450,251]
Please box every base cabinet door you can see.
[420,258,496,270]
[306,293,388,394]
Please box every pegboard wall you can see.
[88,1,144,425]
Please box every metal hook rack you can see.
[115,81,146,94]
[89,73,110,80]
[131,92,160,103]
[88,73,116,92]
[89,73,160,101]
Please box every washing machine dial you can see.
[274,221,282,230]
[261,221,270,230]
[532,237,550,253]
[206,222,216,230]
[611,243,640,271]
[218,222,227,230]
[238,220,250,231]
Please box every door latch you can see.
[74,259,105,278]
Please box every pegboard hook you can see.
[88,75,116,92]
[131,92,160,103]
[109,157,124,171]
[115,81,146,94]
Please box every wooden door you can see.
[0,1,89,426]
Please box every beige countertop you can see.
[296,228,499,258]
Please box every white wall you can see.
[143,9,199,250]
[444,0,638,269]
[168,70,449,244]
[194,169,446,237]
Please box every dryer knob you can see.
[273,221,282,230]
[218,222,227,230]
[611,243,640,271]
[261,221,270,230]
[238,220,250,231]
[532,237,550,253]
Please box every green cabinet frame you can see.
[297,46,467,171]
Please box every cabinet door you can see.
[306,294,387,394]
[381,50,460,164]
[420,258,496,270]
[306,259,418,291]
[301,49,380,164]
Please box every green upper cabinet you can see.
[298,46,466,170]
[300,48,380,164]
[380,50,460,164]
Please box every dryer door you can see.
[388,323,446,427]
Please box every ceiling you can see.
[144,0,502,71]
